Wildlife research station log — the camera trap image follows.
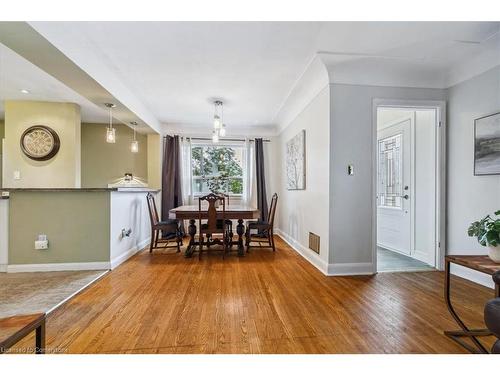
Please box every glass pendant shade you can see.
[212,130,219,143]
[213,115,221,129]
[106,127,116,143]
[219,124,226,137]
[130,140,139,153]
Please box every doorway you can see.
[375,103,445,273]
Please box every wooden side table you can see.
[0,313,46,354]
[444,255,500,354]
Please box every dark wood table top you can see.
[445,255,500,275]
[0,313,45,349]
[169,204,260,220]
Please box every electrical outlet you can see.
[13,171,21,180]
[121,228,132,238]
[35,240,48,250]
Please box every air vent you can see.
[309,232,320,254]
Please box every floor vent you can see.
[309,232,320,254]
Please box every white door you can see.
[377,118,413,255]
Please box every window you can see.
[378,133,403,208]
[191,143,244,196]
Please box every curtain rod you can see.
[165,136,271,142]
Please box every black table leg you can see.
[444,259,490,353]
[236,219,245,257]
[35,321,45,354]
[185,219,197,258]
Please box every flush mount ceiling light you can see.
[104,103,116,143]
[212,100,226,142]
[130,121,139,153]
[20,89,30,94]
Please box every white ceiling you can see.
[6,22,500,131]
[0,43,108,122]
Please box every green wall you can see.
[8,191,110,264]
[81,123,148,188]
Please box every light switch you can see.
[347,165,354,175]
[13,171,21,180]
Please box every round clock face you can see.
[20,125,60,161]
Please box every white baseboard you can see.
[275,229,328,275]
[0,264,7,272]
[450,263,495,289]
[7,262,110,273]
[110,237,150,270]
[276,229,375,277]
[327,262,374,276]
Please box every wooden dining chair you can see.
[219,193,233,246]
[198,193,228,259]
[146,193,183,253]
[245,193,278,252]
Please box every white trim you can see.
[110,237,150,269]
[372,99,447,274]
[451,264,495,290]
[327,262,374,276]
[6,262,110,273]
[275,229,328,275]
[0,264,7,272]
[275,229,375,276]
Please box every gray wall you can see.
[447,66,500,256]
[329,84,447,265]
[276,86,331,267]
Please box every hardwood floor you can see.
[12,236,496,353]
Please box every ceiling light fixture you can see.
[212,100,226,142]
[130,121,139,153]
[105,103,116,143]
[20,89,30,94]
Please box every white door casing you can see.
[377,117,413,256]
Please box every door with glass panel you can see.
[377,118,413,256]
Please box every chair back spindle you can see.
[146,192,160,226]
[267,193,278,227]
[198,193,226,233]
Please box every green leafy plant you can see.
[468,210,500,247]
[203,172,229,194]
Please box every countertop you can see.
[0,187,160,198]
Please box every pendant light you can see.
[105,103,116,143]
[130,121,139,153]
[212,100,227,142]
[212,129,219,143]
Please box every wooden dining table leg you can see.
[185,219,197,258]
[236,219,245,257]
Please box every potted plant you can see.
[468,210,500,263]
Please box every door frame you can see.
[372,99,447,272]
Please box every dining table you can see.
[169,204,260,257]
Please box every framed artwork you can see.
[286,129,306,190]
[474,112,500,176]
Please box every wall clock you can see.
[20,125,61,161]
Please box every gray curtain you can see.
[161,135,183,223]
[255,138,268,223]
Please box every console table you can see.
[0,313,46,354]
[444,255,500,353]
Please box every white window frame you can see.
[190,141,246,198]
